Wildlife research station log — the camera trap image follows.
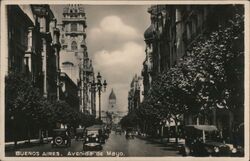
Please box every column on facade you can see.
[24,27,34,76]
[41,37,47,98]
[53,29,61,100]
[80,59,84,113]
[50,17,61,101]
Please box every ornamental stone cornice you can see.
[31,5,54,20]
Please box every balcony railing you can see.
[65,31,86,36]
[62,17,86,22]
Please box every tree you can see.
[138,7,244,140]
[5,72,46,143]
[120,111,139,130]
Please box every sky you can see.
[50,5,150,112]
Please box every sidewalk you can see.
[5,137,52,151]
[136,135,185,146]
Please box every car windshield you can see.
[53,130,67,135]
[185,127,222,143]
[87,130,99,136]
[205,131,222,142]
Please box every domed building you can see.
[101,89,125,126]
[108,89,116,111]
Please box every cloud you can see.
[86,15,146,112]
[94,42,144,82]
[93,42,145,111]
[89,16,140,41]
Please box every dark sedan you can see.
[51,129,71,148]
[179,125,237,156]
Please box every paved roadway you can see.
[5,131,181,157]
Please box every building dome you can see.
[109,89,116,100]
[63,4,85,14]
[144,24,155,40]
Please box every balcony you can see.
[65,31,86,36]
[62,17,86,22]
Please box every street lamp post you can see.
[90,72,107,121]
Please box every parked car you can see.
[75,128,86,141]
[115,127,122,135]
[179,125,237,156]
[83,125,104,151]
[125,127,135,139]
[231,123,244,157]
[51,129,71,148]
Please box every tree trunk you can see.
[161,125,164,143]
[27,125,31,143]
[13,121,17,146]
[167,126,170,143]
[46,130,49,142]
[174,119,178,143]
[196,116,200,125]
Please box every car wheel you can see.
[68,140,71,147]
[54,136,63,146]
[99,145,103,151]
[183,146,190,156]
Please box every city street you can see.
[5,4,245,159]
[6,131,181,157]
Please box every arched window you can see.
[71,41,77,50]
[71,23,77,32]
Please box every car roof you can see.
[53,129,68,132]
[185,125,218,132]
[86,124,104,130]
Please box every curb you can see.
[5,137,52,147]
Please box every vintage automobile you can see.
[83,125,105,151]
[179,125,238,156]
[102,125,110,139]
[51,129,71,148]
[115,127,123,135]
[231,123,244,157]
[75,128,86,141]
[125,127,135,139]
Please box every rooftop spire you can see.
[109,88,116,100]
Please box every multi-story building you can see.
[102,89,125,125]
[128,74,142,113]
[143,5,241,97]
[59,4,96,114]
[142,5,244,141]
[7,5,41,78]
[60,72,79,111]
[6,4,61,141]
[7,5,61,100]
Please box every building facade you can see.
[60,72,79,111]
[102,89,124,125]
[142,5,240,98]
[7,5,61,100]
[142,5,244,141]
[59,4,96,114]
[6,4,62,141]
[128,74,143,113]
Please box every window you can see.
[71,41,77,50]
[71,23,77,32]
[62,45,67,50]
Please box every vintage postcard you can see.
[0,0,249,161]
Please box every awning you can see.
[185,125,218,131]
